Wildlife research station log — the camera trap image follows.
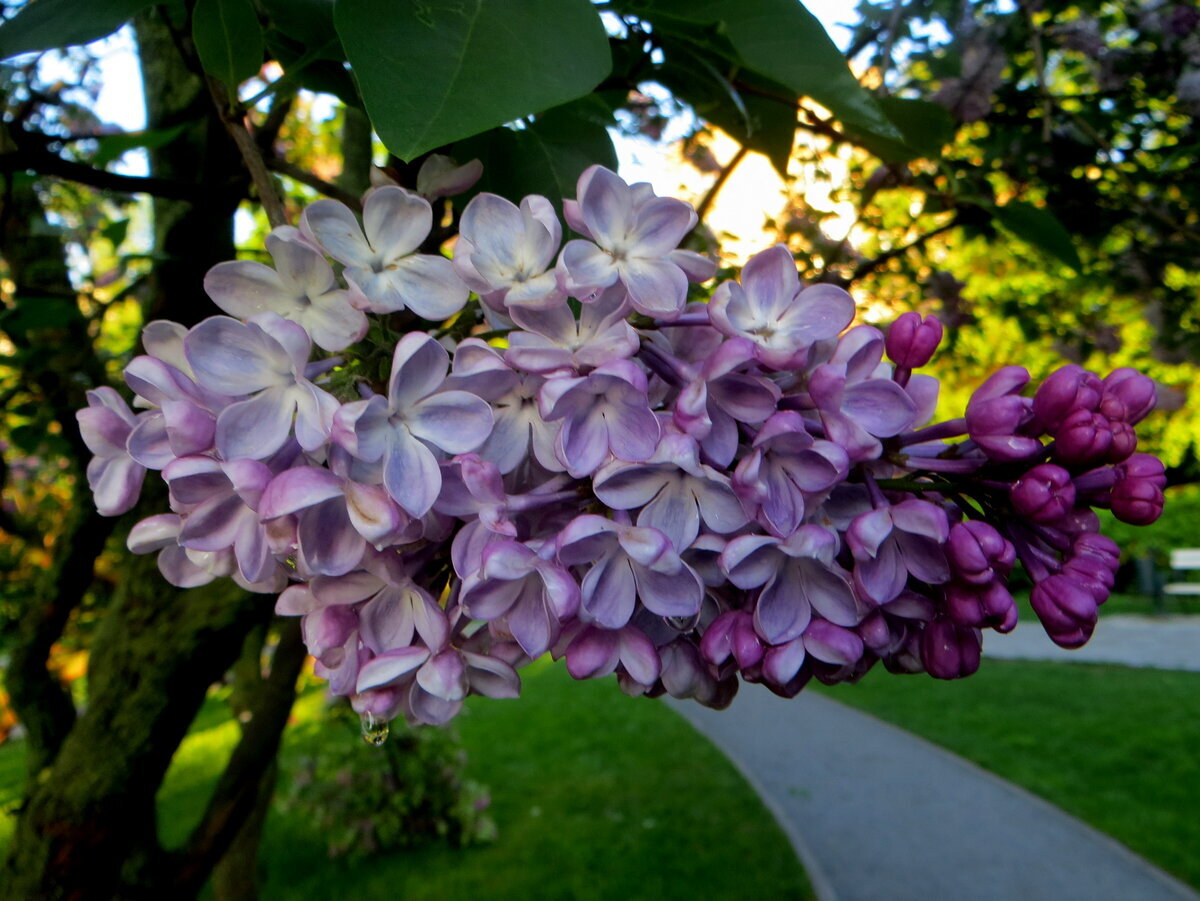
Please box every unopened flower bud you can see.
[1101,368,1156,424]
[1054,409,1113,466]
[921,618,982,679]
[1105,420,1137,463]
[700,610,764,671]
[1111,478,1165,525]
[1118,453,1167,489]
[1011,463,1076,523]
[946,520,1015,584]
[802,620,865,667]
[1033,364,1103,429]
[1030,573,1097,648]
[886,312,943,369]
[965,396,1043,461]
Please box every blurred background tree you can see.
[0,0,1195,897]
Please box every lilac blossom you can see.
[455,193,563,309]
[203,229,368,351]
[846,499,951,604]
[720,525,864,645]
[505,285,638,375]
[333,332,493,517]
[76,387,147,516]
[559,166,709,318]
[538,359,661,477]
[301,186,468,320]
[185,314,338,460]
[591,431,747,552]
[556,514,703,628]
[708,245,855,368]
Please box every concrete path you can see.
[668,619,1200,901]
[984,614,1200,671]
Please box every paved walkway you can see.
[668,616,1200,901]
[984,614,1200,671]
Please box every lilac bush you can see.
[77,163,1169,730]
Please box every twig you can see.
[0,148,199,200]
[266,157,362,210]
[849,217,959,282]
[694,144,749,225]
[206,77,288,228]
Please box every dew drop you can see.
[361,712,389,746]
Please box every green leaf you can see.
[101,218,130,247]
[335,0,611,162]
[622,0,900,144]
[844,96,956,162]
[264,29,360,107]
[258,0,336,51]
[452,96,617,210]
[990,201,1083,273]
[92,123,189,167]
[192,0,264,89]
[0,0,154,59]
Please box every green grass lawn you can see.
[821,660,1200,889]
[2,658,812,900]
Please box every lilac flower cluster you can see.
[77,162,1167,727]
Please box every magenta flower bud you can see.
[857,610,893,655]
[944,580,1016,632]
[1053,409,1113,466]
[1032,364,1103,429]
[1104,421,1137,463]
[1101,368,1156,424]
[1011,463,1077,523]
[965,396,1043,462]
[700,609,764,671]
[1119,453,1167,489]
[946,521,1015,585]
[1111,478,1164,525]
[920,618,981,679]
[1061,556,1114,603]
[1030,573,1097,648]
[802,620,865,667]
[885,312,943,369]
[1071,532,1120,569]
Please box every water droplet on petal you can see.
[361,712,389,746]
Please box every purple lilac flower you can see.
[333,332,493,517]
[557,514,703,628]
[203,228,368,351]
[454,193,563,309]
[846,499,951,604]
[559,166,709,318]
[185,314,338,460]
[708,244,855,369]
[76,387,147,516]
[505,285,638,374]
[301,186,468,320]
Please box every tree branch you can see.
[0,148,200,200]
[266,157,362,210]
[848,218,960,283]
[206,77,288,228]
[174,618,307,893]
[694,143,749,225]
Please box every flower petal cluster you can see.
[77,160,1168,730]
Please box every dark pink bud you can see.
[965,396,1043,462]
[1030,574,1097,647]
[1053,409,1112,466]
[1011,463,1077,523]
[1118,453,1166,489]
[920,618,982,679]
[802,620,865,666]
[1071,532,1120,568]
[702,609,765,671]
[1104,421,1137,463]
[1032,364,1103,429]
[1111,478,1164,525]
[946,521,1015,584]
[1101,368,1156,424]
[857,610,894,655]
[886,312,943,369]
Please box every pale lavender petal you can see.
[633,562,702,618]
[842,379,917,437]
[855,540,907,603]
[364,185,431,260]
[755,572,813,644]
[382,429,442,517]
[720,534,783,589]
[417,649,467,701]
[581,553,637,628]
[202,260,293,319]
[741,245,800,321]
[628,197,693,255]
[260,466,343,519]
[802,562,862,626]
[359,590,416,653]
[356,647,431,692]
[407,391,493,454]
[803,621,865,666]
[561,239,619,292]
[299,501,364,576]
[344,481,404,545]
[215,389,294,461]
[300,198,374,267]
[579,166,633,245]
[387,333,450,410]
[638,482,699,551]
[127,513,181,553]
[621,257,687,317]
[386,255,469,320]
[566,627,621,679]
[464,651,521,699]
[507,589,556,657]
[185,317,282,396]
[593,465,670,510]
[617,627,662,686]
